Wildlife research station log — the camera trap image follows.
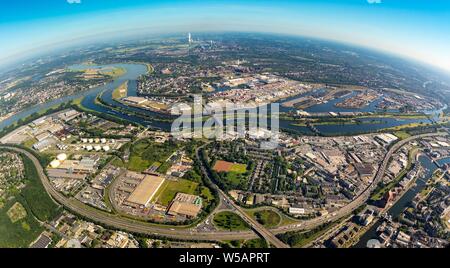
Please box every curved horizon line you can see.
[1,29,449,78]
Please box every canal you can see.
[354,155,438,248]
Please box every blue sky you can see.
[1,0,450,72]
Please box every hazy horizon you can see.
[1,1,450,74]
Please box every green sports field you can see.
[229,163,247,173]
[153,179,199,206]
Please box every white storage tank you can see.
[50,159,61,168]
[57,153,67,161]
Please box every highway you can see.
[218,188,290,248]
[1,132,444,245]
[195,144,289,248]
[270,132,446,234]
[195,133,446,237]
[3,146,258,241]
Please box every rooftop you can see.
[126,174,165,207]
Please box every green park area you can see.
[153,179,199,206]
[394,131,411,140]
[7,202,27,223]
[22,138,38,149]
[212,160,250,190]
[0,152,61,248]
[199,186,214,204]
[213,211,250,231]
[247,209,282,228]
[128,139,178,172]
[110,157,125,168]
[277,222,336,248]
[229,163,247,173]
[0,200,43,248]
[224,172,249,190]
[101,67,126,78]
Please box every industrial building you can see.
[376,133,399,145]
[125,174,166,207]
[30,233,53,248]
[47,154,99,180]
[123,96,148,105]
[167,193,202,218]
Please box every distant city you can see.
[0,32,448,249]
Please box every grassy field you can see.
[224,172,248,189]
[247,209,281,228]
[213,160,250,189]
[279,213,301,226]
[128,156,149,172]
[199,186,214,204]
[127,139,178,172]
[146,100,168,111]
[100,67,126,78]
[153,179,199,206]
[242,238,269,248]
[74,66,126,79]
[112,81,128,100]
[277,222,336,248]
[156,162,172,174]
[110,157,125,168]
[213,160,247,173]
[0,198,43,248]
[383,122,430,132]
[394,131,411,140]
[230,163,247,173]
[71,97,83,106]
[22,138,38,149]
[213,211,250,231]
[7,202,27,223]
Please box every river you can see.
[354,155,438,248]
[0,63,437,135]
[0,63,172,131]
[436,157,450,167]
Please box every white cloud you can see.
[67,0,81,4]
[367,0,382,4]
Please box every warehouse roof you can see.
[126,175,165,207]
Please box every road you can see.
[195,144,289,248]
[219,188,290,248]
[1,132,444,244]
[3,146,258,241]
[270,132,446,234]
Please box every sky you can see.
[1,0,450,72]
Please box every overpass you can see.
[195,144,289,248]
[1,132,445,245]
